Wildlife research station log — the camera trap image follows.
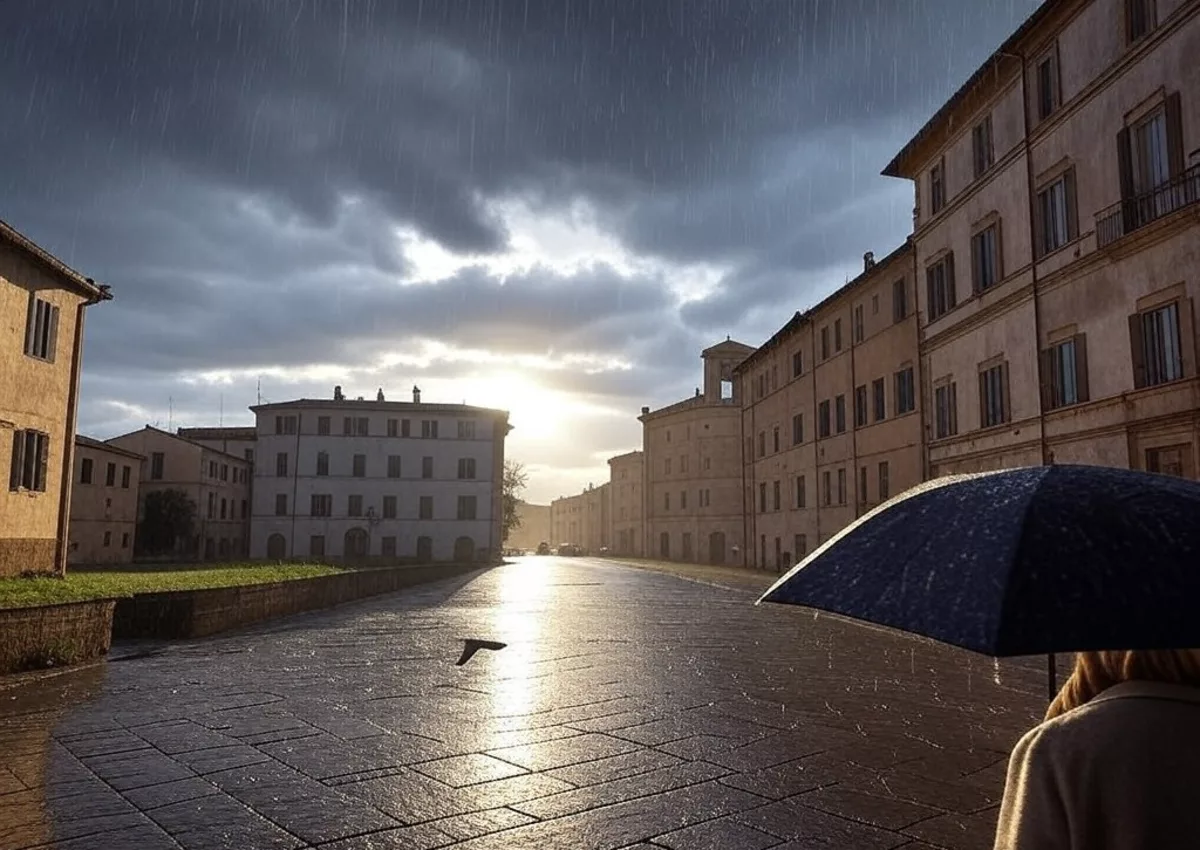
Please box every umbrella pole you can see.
[1047,653,1057,701]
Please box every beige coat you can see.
[994,680,1200,849]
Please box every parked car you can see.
[536,542,551,556]
[559,543,578,556]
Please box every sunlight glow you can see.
[488,561,556,719]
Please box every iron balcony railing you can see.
[1096,163,1200,248]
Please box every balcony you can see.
[1096,164,1200,248]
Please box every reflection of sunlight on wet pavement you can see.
[487,560,556,721]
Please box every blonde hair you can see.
[1046,650,1200,720]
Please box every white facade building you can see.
[249,386,510,563]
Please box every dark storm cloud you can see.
[3,0,1041,460]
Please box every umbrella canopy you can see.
[758,465,1200,657]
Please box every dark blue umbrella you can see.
[758,465,1200,658]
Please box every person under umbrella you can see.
[758,465,1200,850]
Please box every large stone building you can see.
[506,500,551,551]
[106,426,252,560]
[549,482,610,553]
[249,386,510,563]
[67,436,143,565]
[1,220,110,576]
[884,0,1200,479]
[640,339,754,564]
[607,450,644,556]
[177,426,258,466]
[738,244,923,571]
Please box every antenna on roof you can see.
[219,394,224,427]
[256,377,262,406]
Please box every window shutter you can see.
[946,252,957,307]
[24,294,36,355]
[925,267,936,316]
[995,218,1005,280]
[1033,188,1046,258]
[35,434,49,492]
[1164,91,1184,177]
[970,233,981,295]
[1000,362,1011,422]
[9,430,25,491]
[47,305,60,363]
[978,372,988,428]
[1178,298,1197,378]
[949,383,958,434]
[1039,349,1055,410]
[1073,334,1090,402]
[1064,169,1079,241]
[1128,313,1147,388]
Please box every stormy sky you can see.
[2,0,1039,503]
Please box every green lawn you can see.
[0,564,344,609]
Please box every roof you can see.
[882,0,1059,178]
[0,219,112,302]
[106,425,252,464]
[607,450,644,465]
[250,399,510,419]
[176,426,257,440]
[75,434,144,461]
[733,240,913,374]
[702,338,756,358]
[638,394,741,422]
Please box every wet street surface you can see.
[0,557,1048,849]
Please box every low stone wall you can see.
[0,599,116,674]
[113,564,484,640]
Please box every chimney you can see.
[641,406,650,415]
[412,385,421,404]
[333,385,343,401]
[376,388,385,402]
[863,251,875,271]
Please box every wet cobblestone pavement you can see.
[0,557,1050,849]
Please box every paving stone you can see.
[846,766,1001,814]
[38,822,181,850]
[430,807,538,841]
[320,824,455,850]
[705,731,840,772]
[482,724,585,750]
[342,769,573,823]
[655,734,744,761]
[130,720,240,754]
[172,744,271,775]
[80,749,195,791]
[0,766,26,795]
[414,754,528,787]
[513,760,730,820]
[57,730,151,759]
[545,748,683,787]
[49,811,155,842]
[262,733,448,780]
[122,777,220,811]
[718,752,878,800]
[794,785,943,830]
[147,792,304,849]
[653,816,782,850]
[901,810,1000,850]
[486,733,641,772]
[736,797,910,849]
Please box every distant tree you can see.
[138,489,197,555]
[502,460,528,542]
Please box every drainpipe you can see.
[849,309,861,519]
[289,414,301,559]
[809,320,822,547]
[911,240,931,481]
[739,375,748,568]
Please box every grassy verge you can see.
[0,564,344,610]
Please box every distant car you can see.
[559,543,578,557]
[536,542,551,556]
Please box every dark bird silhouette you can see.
[456,639,507,666]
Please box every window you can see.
[401,419,411,437]
[1126,0,1156,44]
[1146,444,1190,478]
[1043,336,1090,409]
[665,456,673,475]
[348,495,363,517]
[207,492,215,519]
[1036,172,1076,256]
[972,115,994,179]
[120,465,131,489]
[276,493,290,516]
[834,319,843,352]
[926,254,957,321]
[820,326,830,360]
[893,279,908,323]
[895,367,915,414]
[122,532,130,548]
[971,224,1001,292]
[834,395,846,434]
[220,498,227,520]
[858,466,868,505]
[244,448,254,464]
[822,471,832,506]
[934,382,959,439]
[837,468,847,505]
[666,490,673,511]
[1129,106,1172,202]
[208,461,217,478]
[387,455,401,478]
[421,420,438,439]
[275,415,297,435]
[386,418,398,437]
[772,480,781,511]
[419,496,433,519]
[818,400,831,438]
[872,294,880,315]
[151,452,164,480]
[343,416,353,435]
[311,494,332,517]
[795,475,806,509]
[316,452,329,476]
[680,490,687,510]
[1123,0,1152,42]
[220,464,229,482]
[1131,302,1184,388]
[791,413,803,446]
[352,454,366,477]
[275,452,288,477]
[854,385,868,428]
[103,531,111,547]
[979,363,1011,428]
[929,159,945,214]
[24,295,59,361]
[795,534,808,559]
[454,495,477,521]
[872,378,886,422]
[9,430,49,492]
[80,458,93,484]
[680,454,688,473]
[756,432,765,459]
[878,462,890,501]
[318,416,331,436]
[458,420,477,439]
[758,482,766,513]
[853,305,864,344]
[458,458,477,479]
[241,500,247,519]
[772,426,780,453]
[422,456,434,479]
[791,350,803,378]
[1036,49,1060,122]
[355,417,369,436]
[382,495,397,519]
[310,536,326,558]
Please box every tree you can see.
[138,489,197,556]
[502,460,528,542]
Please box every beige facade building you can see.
[506,500,551,551]
[177,426,257,466]
[885,0,1200,480]
[1,220,110,576]
[68,436,142,565]
[106,426,252,561]
[549,482,610,553]
[738,245,923,571]
[607,450,644,556]
[640,339,754,564]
